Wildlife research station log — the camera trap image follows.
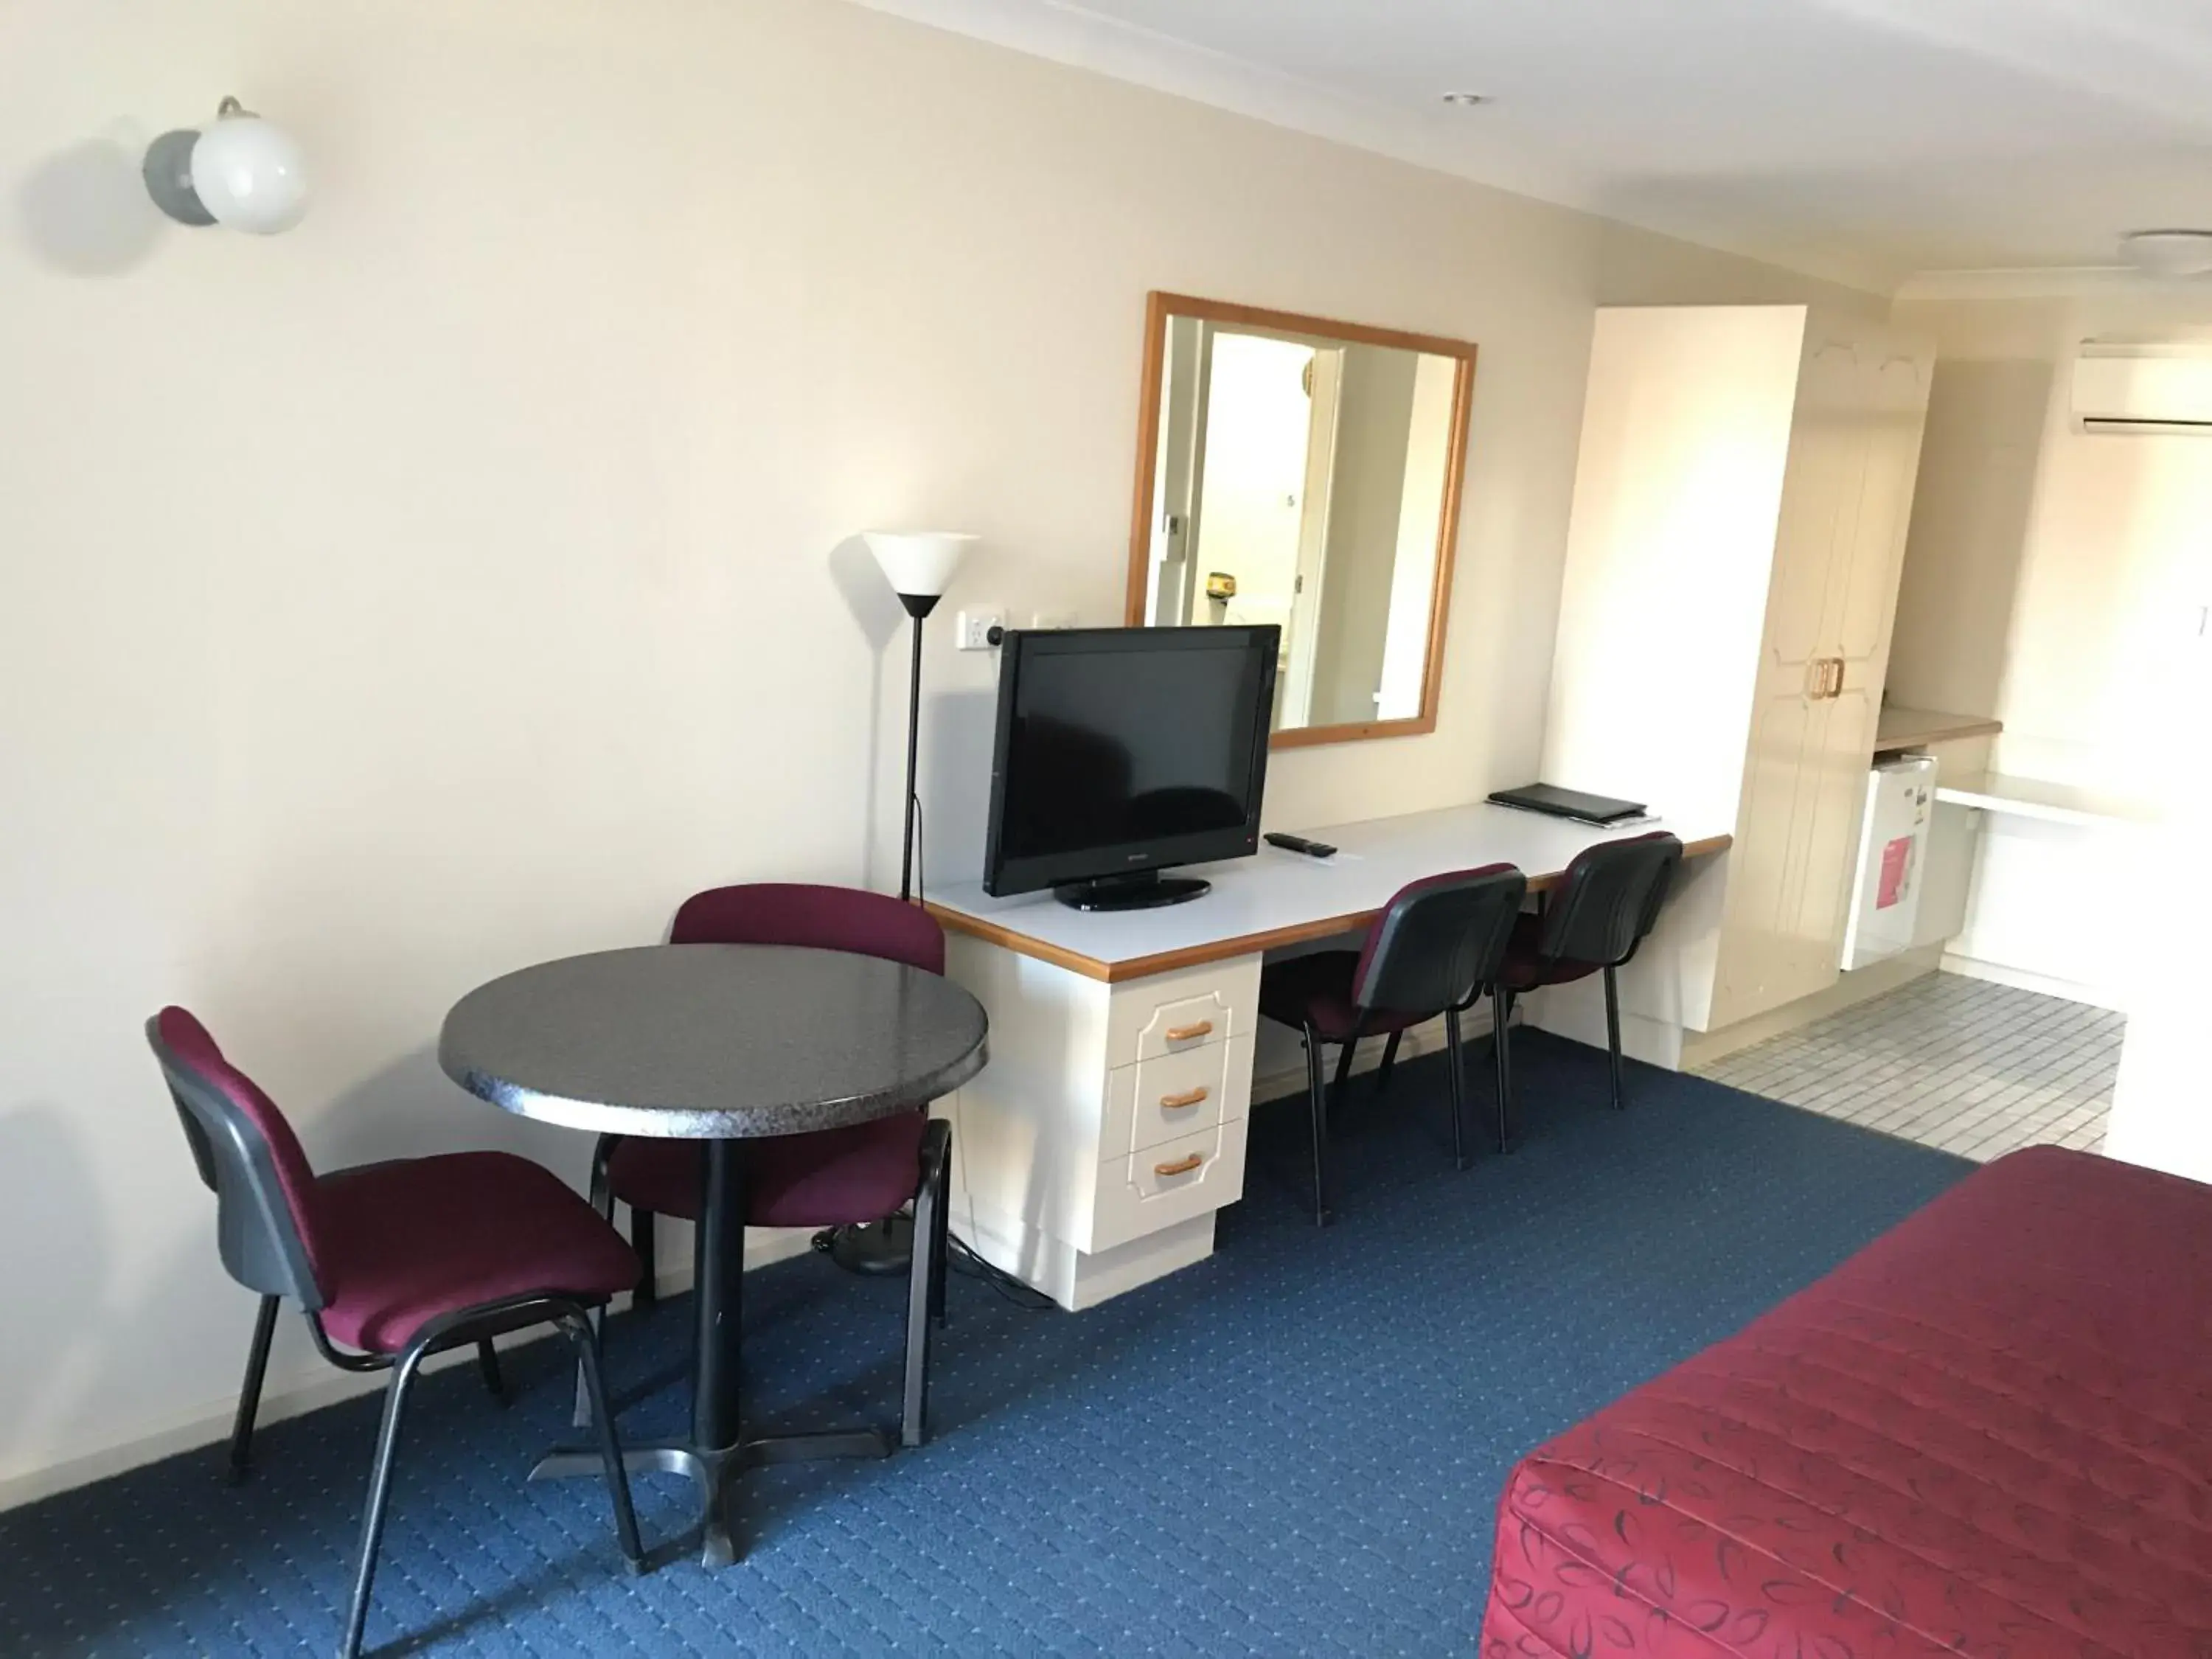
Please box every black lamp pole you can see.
[827,587,943,1279]
[896,593,937,902]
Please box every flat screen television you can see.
[982,625,1279,911]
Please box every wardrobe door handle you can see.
[1154,1153,1205,1178]
[1160,1088,1210,1110]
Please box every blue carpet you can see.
[0,1033,1970,1658]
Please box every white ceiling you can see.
[854,0,2212,293]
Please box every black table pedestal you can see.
[530,1430,889,1568]
[529,1138,889,1567]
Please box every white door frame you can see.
[1282,346,1343,725]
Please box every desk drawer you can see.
[1104,1034,1254,1159]
[1107,959,1261,1067]
[1088,1117,1248,1253]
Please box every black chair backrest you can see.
[1538,832,1683,967]
[147,1009,328,1310]
[1352,864,1528,1015]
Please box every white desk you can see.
[925,802,1731,1308]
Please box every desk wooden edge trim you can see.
[927,834,1731,983]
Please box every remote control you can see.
[1265,832,1338,858]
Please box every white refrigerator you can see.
[1841,755,1938,971]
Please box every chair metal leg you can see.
[571,1305,604,1432]
[1603,964,1627,1110]
[902,1125,950,1449]
[560,1312,645,1571]
[928,1133,952,1331]
[1331,1038,1357,1131]
[476,1340,507,1405]
[630,1208,658,1309]
[1376,1030,1402,1094]
[1492,989,1517,1154]
[341,1342,430,1659]
[1444,1008,1469,1170]
[227,1293,282,1484]
[1304,1023,1334,1226]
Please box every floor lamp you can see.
[865,531,975,901]
[827,531,975,1277]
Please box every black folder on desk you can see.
[1487,782,1648,827]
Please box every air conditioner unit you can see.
[2073,344,2212,435]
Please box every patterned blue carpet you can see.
[0,1032,1970,1658]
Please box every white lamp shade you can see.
[191,114,309,234]
[864,531,975,599]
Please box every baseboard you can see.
[1938,953,2129,1014]
[0,1226,816,1515]
[1681,946,1945,1070]
[1523,990,1682,1071]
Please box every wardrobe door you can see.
[1712,340,1865,1029]
[1796,347,1934,966]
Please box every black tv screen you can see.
[983,627,1278,900]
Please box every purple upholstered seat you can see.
[150,1006,643,1659]
[1254,865,1527,1225]
[1255,952,1433,1043]
[156,1008,639,1354]
[318,1153,639,1353]
[588,882,957,1449]
[672,882,945,974]
[1484,831,1683,1134]
[1492,911,1604,992]
[605,1116,930,1230]
[601,883,944,1232]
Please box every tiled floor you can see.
[1697,972,2124,1161]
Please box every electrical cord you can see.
[912,790,925,908]
[902,799,1049,1308]
[947,1232,1057,1310]
[810,1205,1056,1311]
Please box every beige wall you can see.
[1888,287,2212,1005]
[1891,288,2212,792]
[0,0,1870,1498]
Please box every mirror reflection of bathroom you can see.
[1141,312,1464,734]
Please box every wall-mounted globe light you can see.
[143,97,309,235]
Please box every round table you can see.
[439,943,989,1568]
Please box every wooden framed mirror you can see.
[1122,292,1477,748]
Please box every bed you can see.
[1481,1146,2212,1659]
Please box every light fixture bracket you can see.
[143,128,215,226]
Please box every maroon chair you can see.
[1257,865,1527,1225]
[1489,831,1683,1147]
[587,883,954,1447]
[148,1008,644,1659]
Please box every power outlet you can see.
[957,608,1004,650]
[1030,611,1077,630]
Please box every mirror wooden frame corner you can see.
[1121,290,1478,750]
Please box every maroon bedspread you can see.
[1481,1146,2212,1659]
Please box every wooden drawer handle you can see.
[1154,1152,1205,1178]
[1164,1020,1214,1043]
[1160,1087,1210,1110]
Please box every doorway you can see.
[1183,330,1343,726]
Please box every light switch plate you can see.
[957,608,1004,650]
